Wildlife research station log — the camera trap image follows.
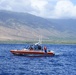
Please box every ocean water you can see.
[0,44,76,75]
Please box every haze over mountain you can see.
[0,10,76,43]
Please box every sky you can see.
[0,0,76,18]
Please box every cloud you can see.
[54,0,76,18]
[31,0,76,18]
[30,0,57,18]
[0,0,76,18]
[30,0,48,16]
[0,0,32,12]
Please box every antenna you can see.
[39,35,42,44]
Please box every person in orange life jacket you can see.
[44,46,47,53]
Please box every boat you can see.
[10,43,55,57]
[10,36,55,57]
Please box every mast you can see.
[35,35,42,45]
[39,35,42,44]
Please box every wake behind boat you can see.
[10,43,55,57]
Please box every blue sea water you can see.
[0,44,76,75]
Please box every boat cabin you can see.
[28,44,42,50]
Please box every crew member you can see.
[44,46,47,53]
[29,45,33,50]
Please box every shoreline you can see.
[0,40,76,44]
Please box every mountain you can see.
[0,10,76,43]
